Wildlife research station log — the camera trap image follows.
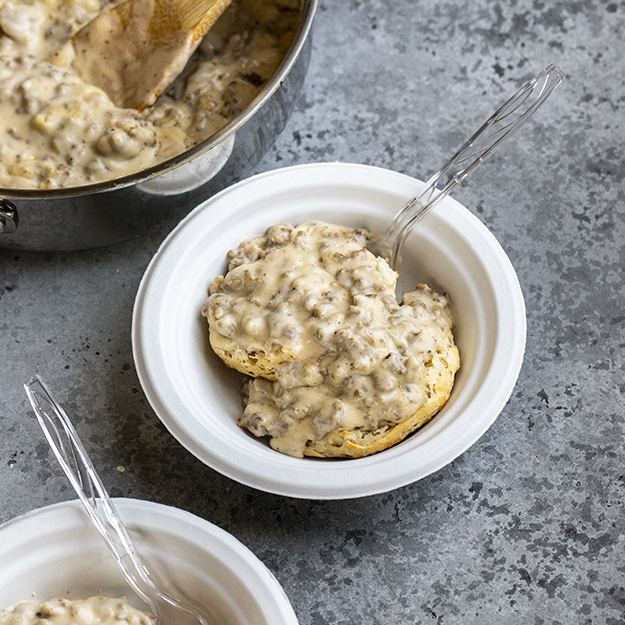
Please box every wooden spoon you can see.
[64,0,232,110]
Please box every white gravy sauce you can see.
[203,222,457,457]
[0,596,154,625]
[0,0,299,189]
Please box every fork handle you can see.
[382,64,565,268]
[24,376,158,609]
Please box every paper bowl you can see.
[132,163,526,499]
[0,499,298,625]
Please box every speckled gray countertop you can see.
[1,1,624,623]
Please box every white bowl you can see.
[0,499,297,625]
[132,163,526,499]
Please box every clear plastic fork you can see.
[24,375,210,625]
[380,64,565,269]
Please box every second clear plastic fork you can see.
[24,375,210,625]
[380,64,565,269]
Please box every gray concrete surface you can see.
[1,1,624,623]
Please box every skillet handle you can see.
[0,199,18,234]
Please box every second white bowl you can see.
[132,163,526,499]
[0,499,298,624]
